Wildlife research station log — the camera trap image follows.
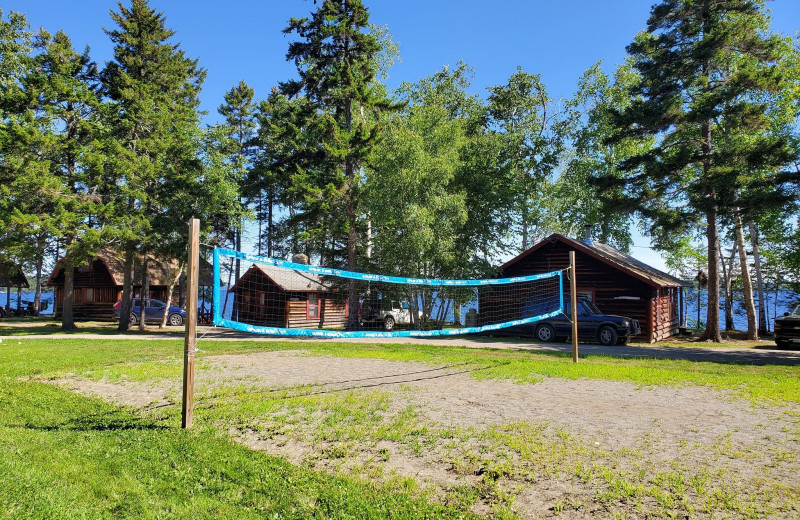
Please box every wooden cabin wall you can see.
[52,259,118,320]
[651,287,680,342]
[500,240,660,341]
[286,297,347,329]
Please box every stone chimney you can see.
[292,253,309,265]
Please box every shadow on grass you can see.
[14,410,170,432]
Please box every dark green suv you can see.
[774,304,800,349]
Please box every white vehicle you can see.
[359,298,419,331]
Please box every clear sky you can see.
[7,0,800,270]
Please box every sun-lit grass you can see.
[2,336,799,518]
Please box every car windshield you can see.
[791,304,800,316]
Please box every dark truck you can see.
[528,298,641,346]
[774,303,800,349]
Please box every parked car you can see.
[774,303,800,349]
[0,304,5,318]
[113,298,185,326]
[359,298,420,331]
[527,298,641,346]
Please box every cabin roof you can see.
[502,233,692,289]
[0,260,29,288]
[47,249,215,287]
[232,264,333,293]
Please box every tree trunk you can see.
[734,213,757,339]
[117,248,135,331]
[720,239,736,332]
[138,255,150,331]
[702,207,722,341]
[33,251,44,317]
[62,259,77,331]
[748,220,768,334]
[159,263,182,328]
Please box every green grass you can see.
[1,336,798,518]
[0,339,476,519]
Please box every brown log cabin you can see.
[230,264,348,329]
[498,234,691,343]
[48,250,214,321]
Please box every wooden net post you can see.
[570,250,579,363]
[182,218,200,428]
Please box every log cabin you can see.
[48,250,214,321]
[230,263,348,329]
[496,233,691,343]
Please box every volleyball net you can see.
[212,248,565,338]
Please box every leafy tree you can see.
[281,0,399,328]
[101,0,206,330]
[601,0,793,341]
[555,62,654,250]
[486,67,566,250]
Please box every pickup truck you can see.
[359,298,419,331]
[774,303,800,349]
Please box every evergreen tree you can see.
[101,0,206,330]
[218,80,256,281]
[281,0,399,328]
[602,0,793,341]
[25,29,105,330]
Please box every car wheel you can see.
[129,313,138,326]
[384,316,395,331]
[168,313,184,326]
[535,324,556,342]
[598,326,618,346]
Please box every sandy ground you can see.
[51,348,800,519]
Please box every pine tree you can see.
[101,0,206,330]
[25,29,105,330]
[603,0,792,342]
[281,0,399,328]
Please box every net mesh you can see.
[213,248,565,338]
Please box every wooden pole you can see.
[182,218,200,429]
[570,250,578,363]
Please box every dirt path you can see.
[55,349,800,519]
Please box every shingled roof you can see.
[231,264,334,293]
[502,233,692,289]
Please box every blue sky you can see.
[8,0,800,270]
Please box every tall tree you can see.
[487,67,566,250]
[218,80,256,280]
[24,30,105,330]
[281,0,399,328]
[601,0,792,341]
[101,0,206,330]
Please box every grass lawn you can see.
[1,336,798,518]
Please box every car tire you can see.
[384,316,395,331]
[129,313,138,326]
[535,324,556,342]
[598,326,618,346]
[168,313,184,326]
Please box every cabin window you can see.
[308,293,320,319]
[86,288,94,301]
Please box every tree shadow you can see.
[13,410,170,432]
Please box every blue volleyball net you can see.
[212,248,565,338]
